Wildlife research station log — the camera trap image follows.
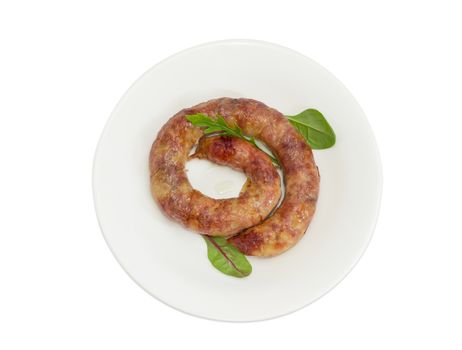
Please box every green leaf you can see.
[185,114,217,128]
[186,113,280,166]
[203,236,252,278]
[287,109,336,149]
[203,126,223,134]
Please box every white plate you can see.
[93,40,382,321]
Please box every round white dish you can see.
[93,39,382,322]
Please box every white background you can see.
[1,1,461,349]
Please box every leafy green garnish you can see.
[186,113,279,166]
[286,109,336,149]
[203,236,252,278]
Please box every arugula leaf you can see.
[186,113,279,165]
[286,109,336,149]
[203,236,252,278]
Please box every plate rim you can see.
[92,39,383,322]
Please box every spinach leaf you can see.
[203,236,252,278]
[287,109,336,149]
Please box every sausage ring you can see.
[150,98,320,256]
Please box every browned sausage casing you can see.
[150,98,320,256]
[150,126,281,237]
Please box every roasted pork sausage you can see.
[150,98,319,256]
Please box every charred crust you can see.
[228,231,265,256]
